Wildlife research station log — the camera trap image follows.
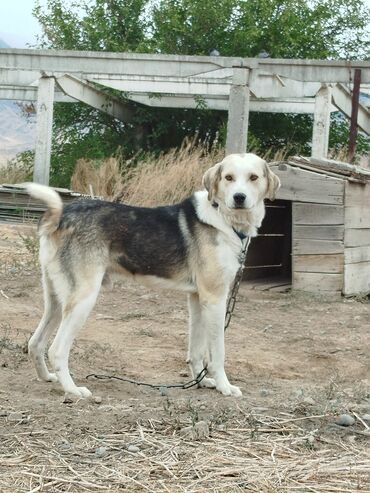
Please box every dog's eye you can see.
[250,174,258,181]
[225,174,233,181]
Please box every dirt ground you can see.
[0,223,370,492]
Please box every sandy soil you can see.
[0,223,369,492]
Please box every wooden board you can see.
[344,181,370,207]
[344,181,370,228]
[294,225,344,241]
[293,203,344,225]
[344,246,370,264]
[344,261,370,295]
[345,207,370,229]
[293,254,343,274]
[293,272,342,293]
[293,239,343,255]
[272,164,344,205]
[344,228,370,247]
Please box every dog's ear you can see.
[202,163,223,202]
[264,163,281,201]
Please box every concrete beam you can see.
[89,75,230,96]
[312,85,332,159]
[332,84,370,135]
[0,84,73,102]
[128,93,318,113]
[226,68,250,154]
[0,49,369,82]
[56,74,134,122]
[249,74,321,99]
[0,49,235,78]
[33,77,54,185]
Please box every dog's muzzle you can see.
[233,193,246,209]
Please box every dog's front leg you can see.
[201,296,242,397]
[187,293,216,389]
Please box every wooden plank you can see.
[344,181,370,228]
[293,239,343,255]
[293,254,343,273]
[344,181,370,207]
[293,272,342,292]
[344,246,370,264]
[272,164,344,205]
[344,261,370,295]
[344,228,370,247]
[294,225,344,241]
[293,203,344,225]
[345,207,370,228]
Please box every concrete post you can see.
[225,68,250,155]
[311,84,332,159]
[33,76,55,185]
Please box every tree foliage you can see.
[32,0,370,186]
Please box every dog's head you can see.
[202,153,280,211]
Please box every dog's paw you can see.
[65,386,92,399]
[216,382,242,398]
[45,372,58,383]
[199,377,216,389]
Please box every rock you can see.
[127,445,140,453]
[361,414,370,421]
[302,397,315,406]
[95,446,107,458]
[335,414,355,427]
[58,440,71,451]
[159,386,168,397]
[180,421,210,440]
[7,411,23,422]
[93,396,102,404]
[260,389,270,397]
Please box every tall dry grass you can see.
[71,140,224,206]
[70,157,125,199]
[0,162,31,184]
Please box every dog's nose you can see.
[233,193,246,206]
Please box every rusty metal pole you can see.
[348,69,361,163]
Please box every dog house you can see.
[245,156,370,297]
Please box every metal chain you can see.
[86,236,251,391]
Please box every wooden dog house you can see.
[245,157,370,297]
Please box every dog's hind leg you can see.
[28,269,62,383]
[187,293,216,389]
[48,271,104,398]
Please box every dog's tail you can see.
[24,183,63,235]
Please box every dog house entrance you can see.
[244,200,292,288]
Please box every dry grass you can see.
[71,140,223,206]
[1,403,369,492]
[70,141,292,206]
[70,157,125,199]
[0,161,30,184]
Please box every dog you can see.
[25,153,280,399]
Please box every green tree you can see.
[32,0,370,186]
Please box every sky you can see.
[0,0,45,48]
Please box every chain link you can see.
[87,236,251,391]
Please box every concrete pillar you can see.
[311,84,332,159]
[225,68,250,155]
[33,76,55,185]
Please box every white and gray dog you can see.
[25,153,280,399]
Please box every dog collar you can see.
[232,228,248,241]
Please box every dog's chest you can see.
[216,235,242,285]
